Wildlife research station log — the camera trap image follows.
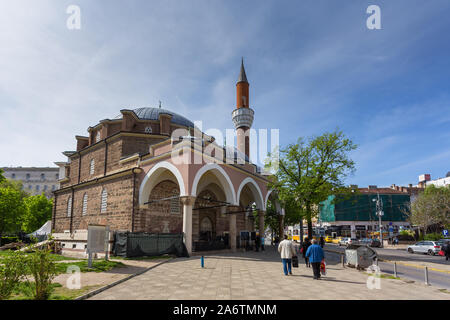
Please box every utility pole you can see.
[373,193,384,248]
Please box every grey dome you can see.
[116,107,194,128]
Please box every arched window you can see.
[67,196,72,217]
[82,193,88,215]
[89,159,95,175]
[100,188,108,213]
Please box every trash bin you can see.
[345,244,377,270]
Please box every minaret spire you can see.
[238,57,248,83]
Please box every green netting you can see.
[113,232,189,258]
[320,194,410,222]
[319,195,335,222]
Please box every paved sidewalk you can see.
[90,246,450,300]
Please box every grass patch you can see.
[364,272,401,280]
[111,254,172,261]
[438,289,450,294]
[54,260,125,274]
[8,282,101,300]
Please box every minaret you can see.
[232,58,254,159]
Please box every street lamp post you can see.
[373,193,384,248]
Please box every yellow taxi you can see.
[325,236,334,243]
[331,236,342,244]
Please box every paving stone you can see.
[90,246,450,300]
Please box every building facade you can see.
[320,186,411,239]
[1,167,60,197]
[52,61,274,255]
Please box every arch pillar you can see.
[258,210,265,239]
[227,205,241,252]
[180,196,196,254]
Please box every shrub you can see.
[25,248,57,300]
[424,232,443,241]
[0,250,27,300]
[0,236,19,245]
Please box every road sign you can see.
[443,230,448,237]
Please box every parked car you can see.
[331,236,342,244]
[407,241,442,255]
[338,237,357,246]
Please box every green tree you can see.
[409,185,450,235]
[22,194,53,234]
[0,186,26,245]
[266,130,357,239]
[0,169,5,183]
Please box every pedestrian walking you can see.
[261,235,265,251]
[319,236,325,248]
[255,235,260,252]
[444,242,450,261]
[305,239,325,280]
[278,235,296,276]
[301,237,312,267]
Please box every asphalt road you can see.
[327,243,449,265]
[325,244,450,290]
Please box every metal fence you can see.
[113,232,188,258]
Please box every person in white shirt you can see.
[278,235,296,276]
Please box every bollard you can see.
[425,266,429,285]
[341,254,345,267]
[201,256,204,268]
[394,262,397,278]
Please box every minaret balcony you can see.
[232,107,254,129]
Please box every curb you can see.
[378,258,450,274]
[74,259,170,300]
[324,248,450,274]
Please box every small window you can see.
[52,185,56,191]
[82,193,88,215]
[56,173,59,180]
[41,173,45,180]
[36,185,40,191]
[96,131,101,143]
[100,188,108,213]
[28,185,32,190]
[170,189,180,214]
[67,196,72,217]
[44,185,48,191]
[26,173,30,180]
[72,244,76,249]
[11,173,15,179]
[89,159,95,175]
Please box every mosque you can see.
[52,60,274,254]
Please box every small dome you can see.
[116,107,194,128]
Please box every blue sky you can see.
[1,0,449,187]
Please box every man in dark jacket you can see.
[305,239,325,279]
[319,236,325,248]
[301,237,312,267]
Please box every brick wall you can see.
[54,175,135,232]
[134,180,182,233]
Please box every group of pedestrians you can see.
[277,235,325,279]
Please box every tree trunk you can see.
[306,202,313,240]
[299,218,304,245]
[279,214,284,239]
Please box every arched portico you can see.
[236,177,265,210]
[191,163,236,205]
[138,161,186,206]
